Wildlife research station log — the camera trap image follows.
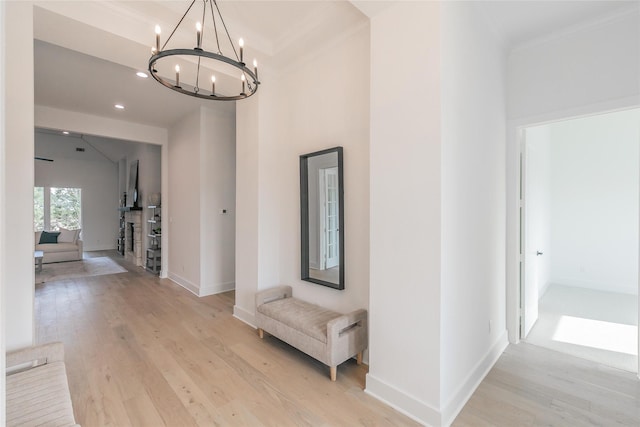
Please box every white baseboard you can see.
[233,305,256,328]
[365,331,508,427]
[168,273,235,297]
[441,331,509,426]
[168,272,199,296]
[199,281,235,297]
[365,374,441,426]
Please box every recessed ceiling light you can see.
[62,131,70,135]
[114,104,125,110]
[136,71,148,78]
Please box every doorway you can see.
[520,108,640,372]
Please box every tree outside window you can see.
[34,187,45,231]
[34,187,82,231]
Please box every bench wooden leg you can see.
[330,366,337,382]
[356,352,363,365]
[258,328,264,339]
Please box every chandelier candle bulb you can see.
[175,64,180,87]
[253,59,258,79]
[211,75,216,95]
[155,25,161,52]
[241,74,245,94]
[239,38,244,62]
[196,22,202,49]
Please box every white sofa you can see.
[35,231,83,263]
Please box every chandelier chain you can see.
[212,0,240,62]
[208,0,222,55]
[164,0,197,50]
[200,0,207,41]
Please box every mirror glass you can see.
[300,147,344,290]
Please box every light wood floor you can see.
[35,252,419,426]
[454,342,640,426]
[36,252,640,426]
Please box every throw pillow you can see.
[39,231,61,244]
[58,227,78,243]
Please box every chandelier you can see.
[149,0,260,101]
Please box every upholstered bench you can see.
[255,285,368,381]
[6,342,79,427]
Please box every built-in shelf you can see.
[118,206,143,212]
[146,205,161,275]
[117,208,125,256]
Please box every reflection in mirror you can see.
[300,147,344,290]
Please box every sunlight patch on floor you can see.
[552,315,638,356]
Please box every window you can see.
[34,187,82,231]
[34,187,45,231]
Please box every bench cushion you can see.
[257,297,341,343]
[7,361,76,427]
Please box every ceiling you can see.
[479,0,638,50]
[34,40,229,128]
[35,128,144,163]
[33,0,639,134]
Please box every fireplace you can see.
[124,210,143,266]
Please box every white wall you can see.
[507,9,640,121]
[549,109,640,295]
[168,111,201,290]
[505,4,640,343]
[275,24,370,313]
[234,79,281,324]
[235,16,370,323]
[366,2,443,424]
[35,132,119,251]
[4,1,34,352]
[168,106,236,296]
[200,106,236,295]
[234,93,262,323]
[0,1,7,421]
[440,2,508,423]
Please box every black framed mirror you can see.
[300,147,344,290]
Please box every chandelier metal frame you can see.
[148,0,260,101]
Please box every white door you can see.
[522,138,550,339]
[324,167,339,269]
